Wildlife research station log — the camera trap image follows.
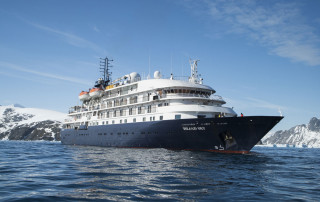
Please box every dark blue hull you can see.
[61,116,283,153]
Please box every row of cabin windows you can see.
[67,114,181,128]
[93,115,170,125]
[94,91,164,111]
[101,96,156,109]
[83,94,169,113]
[164,89,211,96]
[97,104,161,118]
[104,84,138,98]
[103,94,157,109]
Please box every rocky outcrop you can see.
[263,117,320,147]
[0,105,66,141]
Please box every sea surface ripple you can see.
[0,141,319,201]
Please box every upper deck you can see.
[64,58,237,128]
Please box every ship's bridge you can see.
[136,78,215,94]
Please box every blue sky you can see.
[0,0,319,131]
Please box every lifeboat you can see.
[89,88,102,98]
[79,91,90,101]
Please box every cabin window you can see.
[175,114,181,119]
[133,118,136,123]
[150,117,152,121]
[112,120,115,124]
[132,108,136,115]
[143,117,146,122]
[138,107,142,114]
[106,121,108,125]
[158,103,162,107]
[179,89,182,93]
[160,115,163,120]
[115,100,120,106]
[120,120,122,124]
[108,101,112,108]
[124,119,127,123]
[147,105,151,113]
[130,96,138,104]
[129,108,133,115]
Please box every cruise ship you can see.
[61,57,283,153]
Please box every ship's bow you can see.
[220,116,283,153]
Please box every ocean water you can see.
[0,141,319,201]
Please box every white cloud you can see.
[192,0,320,66]
[27,21,106,54]
[0,61,91,85]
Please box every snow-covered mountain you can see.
[263,117,320,148]
[0,104,67,141]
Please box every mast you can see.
[189,59,200,84]
[99,57,113,87]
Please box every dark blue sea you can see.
[0,141,319,201]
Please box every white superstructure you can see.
[64,60,237,129]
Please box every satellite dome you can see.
[154,71,161,79]
[129,72,141,82]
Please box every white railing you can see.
[210,95,225,102]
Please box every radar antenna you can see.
[189,59,200,84]
[99,57,113,87]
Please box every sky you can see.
[0,0,319,132]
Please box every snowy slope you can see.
[0,104,67,141]
[262,117,320,148]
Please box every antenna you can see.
[148,55,151,79]
[171,54,173,74]
[189,58,200,84]
[278,108,283,117]
[99,56,113,86]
